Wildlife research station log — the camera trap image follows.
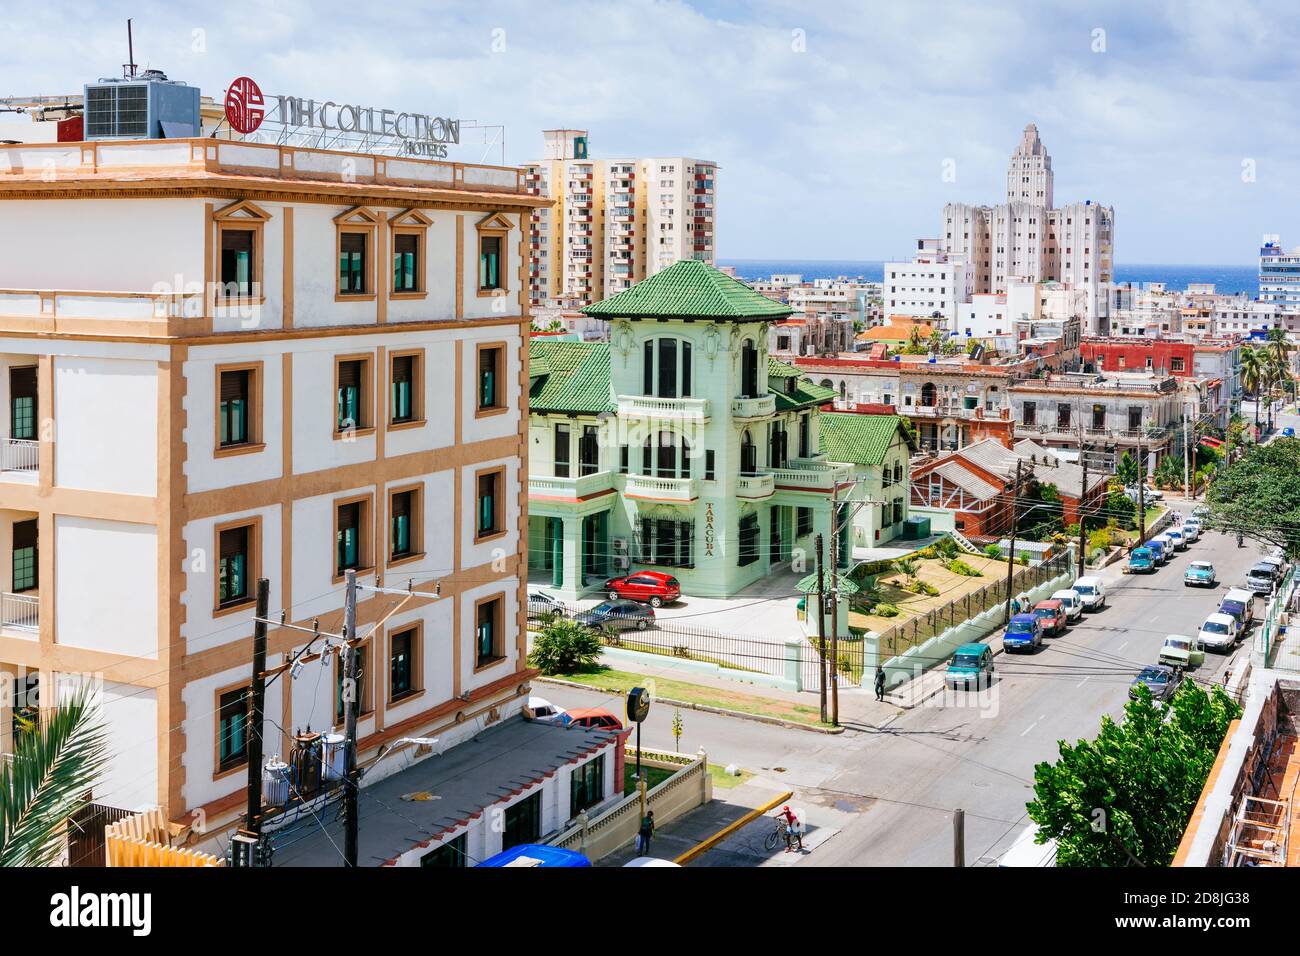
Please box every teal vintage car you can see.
[1184,561,1216,587]
[1126,547,1156,574]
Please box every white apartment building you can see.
[883,240,970,326]
[0,132,542,843]
[943,124,1114,330]
[1260,235,1300,320]
[525,129,716,309]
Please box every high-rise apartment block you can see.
[942,124,1114,330]
[524,130,716,309]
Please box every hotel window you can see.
[389,625,418,702]
[476,469,503,540]
[218,366,257,449]
[570,755,605,818]
[217,523,255,609]
[476,596,503,667]
[335,644,371,721]
[9,366,35,442]
[478,345,504,412]
[420,834,466,868]
[479,235,503,292]
[554,425,571,478]
[220,229,255,297]
[392,233,419,293]
[11,518,36,594]
[390,352,420,425]
[579,425,600,476]
[389,488,420,562]
[336,499,369,576]
[217,687,249,773]
[704,449,715,481]
[336,357,370,432]
[502,791,541,850]
[339,232,368,294]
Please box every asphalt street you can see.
[542,528,1267,866]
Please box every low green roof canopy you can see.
[581,259,793,321]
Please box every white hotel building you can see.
[0,132,548,842]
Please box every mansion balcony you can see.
[731,394,777,421]
[907,403,1010,423]
[624,474,699,504]
[767,459,852,493]
[735,472,775,500]
[528,470,616,503]
[1013,422,1172,447]
[616,394,711,424]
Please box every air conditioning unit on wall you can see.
[613,555,630,570]
[612,537,628,552]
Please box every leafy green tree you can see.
[1205,439,1300,557]
[892,557,920,588]
[1116,451,1140,487]
[1241,345,1264,431]
[1027,681,1240,866]
[527,617,603,675]
[1,688,108,867]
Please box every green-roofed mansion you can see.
[527,260,913,599]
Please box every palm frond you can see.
[0,687,110,867]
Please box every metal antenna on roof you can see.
[124,19,138,78]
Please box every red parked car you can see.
[1032,599,1067,636]
[559,708,624,732]
[603,571,681,607]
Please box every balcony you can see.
[768,460,852,493]
[731,394,776,421]
[0,439,37,482]
[624,474,699,503]
[1,591,37,632]
[528,471,615,503]
[736,473,775,499]
[616,394,710,423]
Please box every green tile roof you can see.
[529,340,614,414]
[769,358,838,411]
[819,413,907,466]
[581,259,794,321]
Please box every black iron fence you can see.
[66,800,133,867]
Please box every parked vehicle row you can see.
[524,696,625,732]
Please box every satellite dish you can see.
[626,687,652,724]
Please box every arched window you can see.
[643,337,693,398]
[839,381,847,401]
[920,382,937,407]
[819,378,833,389]
[740,340,759,398]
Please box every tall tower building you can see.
[525,130,717,310]
[1006,123,1053,207]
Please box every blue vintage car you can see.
[1126,547,1156,574]
[1184,561,1216,587]
[1002,613,1043,652]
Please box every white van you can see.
[1051,589,1084,622]
[998,823,1058,867]
[1198,612,1239,651]
[1071,576,1106,611]
[1223,587,1256,626]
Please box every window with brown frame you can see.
[339,232,368,295]
[390,352,421,425]
[218,366,260,449]
[389,487,421,562]
[335,644,371,721]
[336,499,369,576]
[477,345,504,413]
[217,686,250,773]
[392,233,419,293]
[476,470,502,540]
[336,356,371,433]
[217,523,256,609]
[475,596,503,668]
[220,229,256,297]
[478,235,503,292]
[389,625,419,702]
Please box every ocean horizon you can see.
[718,258,1260,297]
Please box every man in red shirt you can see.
[777,805,803,852]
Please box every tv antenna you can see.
[123,18,138,78]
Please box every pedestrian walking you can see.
[636,810,655,855]
[874,666,886,702]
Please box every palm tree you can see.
[0,688,108,867]
[1240,345,1263,431]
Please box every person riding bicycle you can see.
[777,805,803,852]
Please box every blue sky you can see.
[4,0,1297,264]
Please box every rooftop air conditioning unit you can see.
[83,71,200,141]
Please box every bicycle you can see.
[763,815,804,852]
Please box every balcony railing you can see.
[616,394,711,422]
[624,474,699,503]
[768,460,852,492]
[528,471,615,501]
[731,394,777,420]
[1,591,38,632]
[736,473,775,499]
[0,439,38,474]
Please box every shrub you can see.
[983,544,1003,559]
[875,603,901,617]
[1015,555,1029,566]
[911,580,940,596]
[935,536,960,559]
[527,618,603,675]
[948,559,982,577]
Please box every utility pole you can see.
[245,578,270,836]
[829,484,840,727]
[1183,401,1192,501]
[1003,459,1022,624]
[953,808,966,867]
[815,533,827,725]
[1079,450,1089,575]
[341,568,359,868]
